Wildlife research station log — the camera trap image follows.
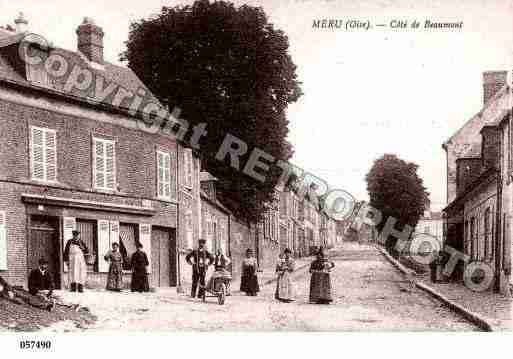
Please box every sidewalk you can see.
[416,274,512,330]
[378,246,512,331]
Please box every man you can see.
[63,230,89,293]
[27,258,55,310]
[28,258,54,297]
[185,239,214,298]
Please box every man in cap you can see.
[185,238,214,298]
[63,230,89,293]
[28,258,54,297]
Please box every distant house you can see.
[415,210,443,245]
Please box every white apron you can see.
[68,244,87,285]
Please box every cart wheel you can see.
[218,283,226,305]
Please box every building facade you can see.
[443,70,513,294]
[0,17,202,290]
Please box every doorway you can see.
[28,215,61,289]
[151,227,176,287]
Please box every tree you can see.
[121,0,302,222]
[365,154,429,254]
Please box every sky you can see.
[1,0,512,210]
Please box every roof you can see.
[443,84,511,149]
[443,167,498,213]
[0,30,161,115]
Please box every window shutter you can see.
[93,139,105,189]
[31,127,45,180]
[139,224,151,273]
[0,211,7,270]
[105,141,116,190]
[163,153,171,198]
[45,129,57,181]
[97,220,110,273]
[63,217,76,272]
[157,151,164,197]
[184,149,193,188]
[170,151,177,200]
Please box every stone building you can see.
[0,16,202,290]
[443,70,512,293]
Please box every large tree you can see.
[121,0,302,222]
[365,154,429,253]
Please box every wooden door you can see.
[28,216,60,288]
[151,227,176,287]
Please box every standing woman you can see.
[309,247,335,304]
[63,230,89,293]
[130,242,150,292]
[104,242,123,291]
[240,249,259,296]
[275,248,295,302]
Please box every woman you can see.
[275,248,295,302]
[240,248,259,296]
[207,249,232,295]
[104,242,123,291]
[130,242,150,293]
[309,247,335,304]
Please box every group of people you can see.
[186,238,336,305]
[10,231,335,311]
[64,230,151,293]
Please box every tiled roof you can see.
[0,31,161,113]
[443,85,511,147]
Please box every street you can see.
[46,242,478,332]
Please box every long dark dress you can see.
[130,250,149,292]
[309,258,335,304]
[240,257,259,295]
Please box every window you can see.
[0,211,6,270]
[30,126,57,182]
[184,148,193,188]
[280,192,287,217]
[93,137,116,190]
[27,63,50,88]
[157,150,171,199]
[470,217,475,259]
[76,219,98,272]
[484,208,491,260]
[119,223,138,270]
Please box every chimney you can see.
[483,71,507,105]
[14,12,28,33]
[76,17,104,64]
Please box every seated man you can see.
[27,258,55,310]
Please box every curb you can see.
[376,245,497,332]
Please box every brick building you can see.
[0,16,202,290]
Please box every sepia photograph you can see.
[0,0,512,356]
